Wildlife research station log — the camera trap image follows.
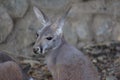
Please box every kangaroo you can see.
[0,51,34,80]
[33,7,100,80]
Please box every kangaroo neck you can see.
[47,36,67,55]
[55,36,67,50]
[46,36,67,65]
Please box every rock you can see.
[31,0,73,22]
[0,0,3,3]
[72,0,120,17]
[71,0,105,15]
[71,14,94,48]
[63,19,78,46]
[105,0,120,17]
[0,7,44,56]
[92,59,97,63]
[11,8,40,49]
[0,7,40,56]
[97,56,104,62]
[2,0,28,18]
[14,8,43,47]
[92,15,113,42]
[0,7,13,43]
[114,57,120,78]
[75,15,93,41]
[31,0,70,9]
[112,21,120,41]
[106,76,117,80]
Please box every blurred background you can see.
[0,0,120,80]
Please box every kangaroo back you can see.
[0,51,15,63]
[0,51,33,80]
[47,44,100,80]
[33,7,100,80]
[0,61,24,80]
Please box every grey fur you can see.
[33,7,100,80]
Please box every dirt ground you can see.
[18,41,120,80]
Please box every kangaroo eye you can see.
[46,37,53,40]
[36,33,39,37]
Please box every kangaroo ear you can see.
[33,7,49,26]
[55,6,71,35]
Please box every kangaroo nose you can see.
[33,47,40,54]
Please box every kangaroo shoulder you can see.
[56,44,86,65]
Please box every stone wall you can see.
[0,0,120,56]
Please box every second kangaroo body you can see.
[33,7,100,80]
[0,51,33,80]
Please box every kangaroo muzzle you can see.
[33,46,45,54]
[33,47,40,54]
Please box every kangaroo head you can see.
[33,7,70,55]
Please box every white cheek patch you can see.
[42,44,48,55]
[37,30,41,35]
[55,28,63,35]
[29,77,34,80]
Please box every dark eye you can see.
[46,37,53,40]
[36,33,39,37]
